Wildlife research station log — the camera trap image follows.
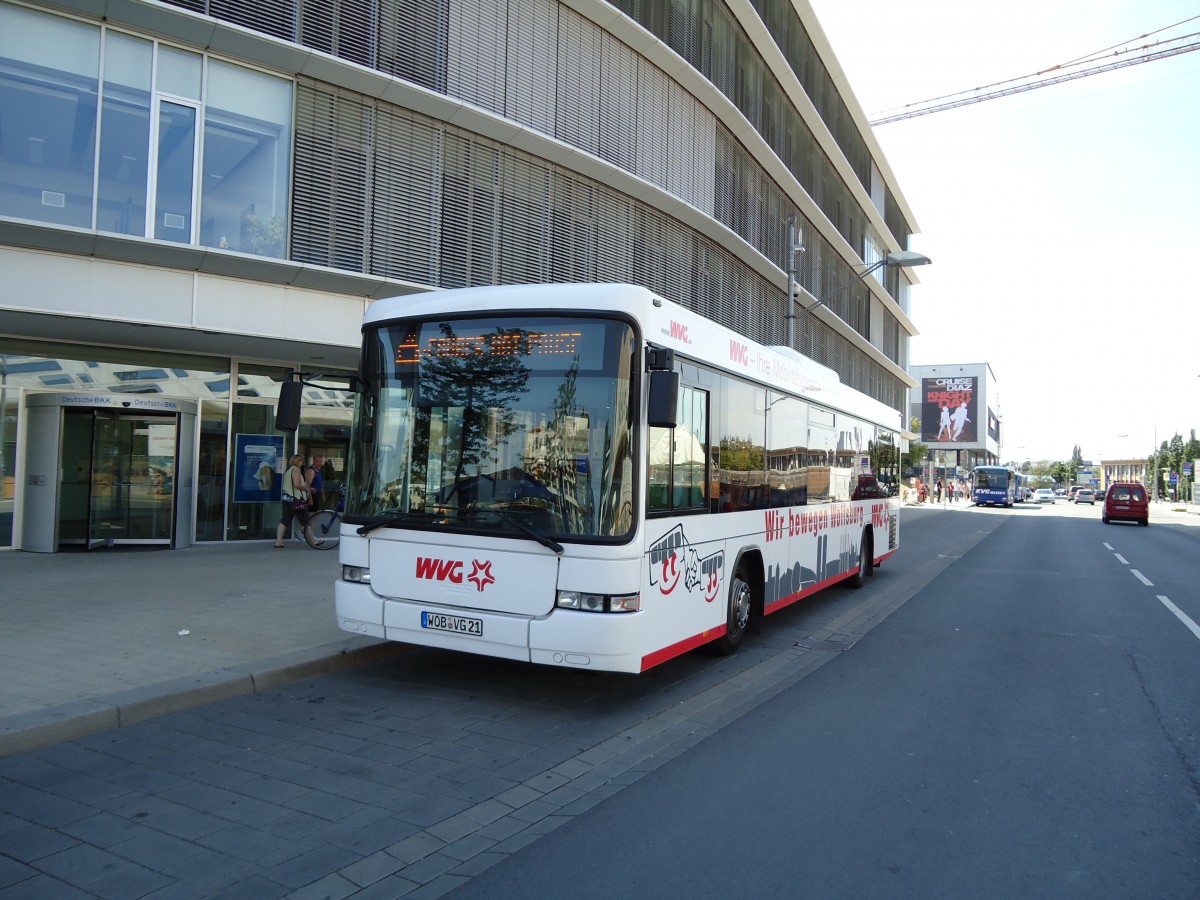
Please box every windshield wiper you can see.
[355,510,436,535]
[473,508,564,554]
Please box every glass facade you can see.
[0,3,293,256]
[98,32,152,236]
[0,5,99,227]
[0,387,14,546]
[0,339,352,547]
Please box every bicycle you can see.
[305,484,344,549]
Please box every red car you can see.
[1103,482,1149,526]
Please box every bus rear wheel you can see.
[713,568,752,655]
[848,531,871,589]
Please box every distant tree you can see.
[1166,433,1187,499]
[869,437,900,481]
[1050,461,1070,485]
[1030,460,1056,480]
[901,417,928,475]
[720,436,764,471]
[1185,430,1200,499]
[1068,444,1083,483]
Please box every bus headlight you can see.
[342,565,371,584]
[556,590,640,613]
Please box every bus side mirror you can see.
[647,370,679,428]
[275,380,303,432]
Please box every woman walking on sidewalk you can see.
[275,453,316,547]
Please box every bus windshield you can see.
[972,467,1010,489]
[345,314,638,541]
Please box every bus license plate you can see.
[421,611,483,637]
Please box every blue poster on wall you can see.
[234,434,284,503]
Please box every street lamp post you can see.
[784,225,931,346]
[785,216,804,347]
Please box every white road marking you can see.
[1158,596,1200,643]
[1131,569,1154,587]
[1114,554,1129,565]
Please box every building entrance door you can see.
[59,409,177,547]
[21,393,197,552]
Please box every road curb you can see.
[0,638,408,758]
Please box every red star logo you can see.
[467,559,495,593]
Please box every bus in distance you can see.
[971,465,1020,507]
[311,283,901,674]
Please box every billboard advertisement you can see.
[921,376,978,444]
[233,434,284,503]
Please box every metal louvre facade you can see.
[26,0,916,414]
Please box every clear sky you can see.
[808,0,1200,464]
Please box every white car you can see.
[1034,488,1056,503]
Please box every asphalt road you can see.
[2,502,1197,898]
[447,503,1200,899]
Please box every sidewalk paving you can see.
[0,541,403,757]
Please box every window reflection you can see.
[649,384,708,513]
[0,4,99,227]
[0,3,292,259]
[156,45,201,100]
[766,392,808,508]
[714,379,767,512]
[154,101,197,242]
[97,32,151,236]
[200,60,293,257]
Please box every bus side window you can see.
[647,385,709,514]
[647,424,671,512]
[715,378,767,512]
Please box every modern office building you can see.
[0,0,922,550]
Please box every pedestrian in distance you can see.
[275,453,316,547]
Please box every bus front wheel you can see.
[713,568,752,655]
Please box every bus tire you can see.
[713,567,752,655]
[848,530,871,589]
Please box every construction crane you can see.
[869,19,1200,126]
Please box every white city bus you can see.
[316,283,899,674]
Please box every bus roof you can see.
[366,283,900,431]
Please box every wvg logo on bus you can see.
[415,556,496,593]
[662,320,692,344]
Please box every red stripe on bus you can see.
[765,570,849,614]
[642,547,896,671]
[764,549,898,614]
[641,625,727,671]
